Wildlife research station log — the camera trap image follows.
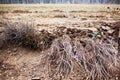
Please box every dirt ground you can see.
[0,4,120,80]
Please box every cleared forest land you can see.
[0,4,120,80]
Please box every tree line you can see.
[0,0,120,4]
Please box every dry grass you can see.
[43,35,119,80]
[12,10,32,13]
[0,22,56,50]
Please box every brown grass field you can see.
[0,4,120,80]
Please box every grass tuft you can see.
[0,22,56,50]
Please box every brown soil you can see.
[0,4,120,80]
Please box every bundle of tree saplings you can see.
[44,35,119,80]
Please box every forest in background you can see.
[0,0,120,4]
